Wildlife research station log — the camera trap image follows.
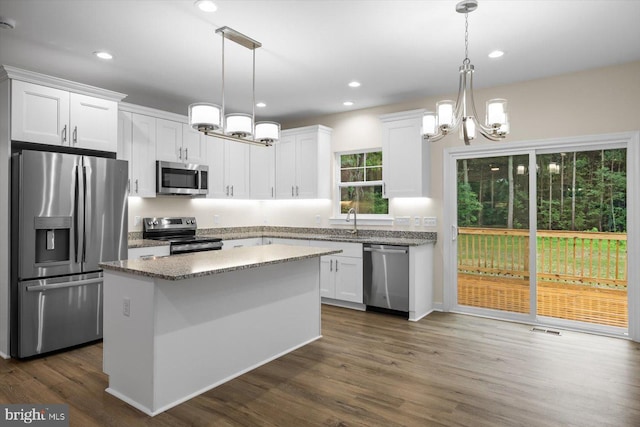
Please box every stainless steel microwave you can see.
[156,161,208,196]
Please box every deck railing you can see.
[457,227,627,289]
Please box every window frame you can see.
[331,149,393,224]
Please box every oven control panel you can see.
[143,217,197,232]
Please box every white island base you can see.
[102,256,323,416]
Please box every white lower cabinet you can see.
[313,241,363,304]
[320,255,363,303]
[128,245,170,260]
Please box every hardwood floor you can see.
[2,305,640,426]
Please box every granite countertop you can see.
[128,226,437,249]
[102,244,341,280]
[128,239,170,249]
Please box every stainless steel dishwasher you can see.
[363,244,409,315]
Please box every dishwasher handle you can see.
[364,247,408,254]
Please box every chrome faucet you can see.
[346,207,358,235]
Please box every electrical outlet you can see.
[134,216,141,226]
[315,214,321,225]
[414,216,421,226]
[123,297,130,317]
[395,216,410,226]
[423,217,437,227]
[213,215,220,225]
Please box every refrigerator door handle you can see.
[74,165,80,263]
[26,277,103,292]
[82,165,88,263]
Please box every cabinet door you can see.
[250,145,275,199]
[334,256,363,303]
[320,256,335,298]
[205,136,226,198]
[11,80,70,146]
[156,118,183,162]
[131,114,157,197]
[69,93,118,152]
[182,124,207,164]
[382,116,426,197]
[117,111,133,193]
[295,133,318,198]
[225,142,250,198]
[274,136,297,199]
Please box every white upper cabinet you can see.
[224,141,250,198]
[380,109,430,198]
[205,136,226,198]
[69,93,118,152]
[182,125,207,164]
[156,119,207,164]
[11,80,118,152]
[275,125,331,199]
[250,144,276,199]
[205,137,249,199]
[117,111,156,198]
[155,118,183,162]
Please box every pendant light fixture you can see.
[423,0,509,145]
[188,26,280,146]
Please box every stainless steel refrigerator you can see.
[11,150,128,358]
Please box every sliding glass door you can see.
[535,150,627,328]
[448,137,631,335]
[456,154,531,315]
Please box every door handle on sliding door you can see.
[451,225,458,241]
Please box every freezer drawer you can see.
[17,273,103,358]
[363,244,409,313]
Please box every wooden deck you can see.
[458,273,628,328]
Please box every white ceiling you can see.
[1,0,640,123]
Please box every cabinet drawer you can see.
[128,245,170,259]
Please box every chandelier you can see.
[188,26,280,146]
[423,0,509,145]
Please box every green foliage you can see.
[458,149,626,232]
[457,182,482,227]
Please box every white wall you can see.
[129,60,640,307]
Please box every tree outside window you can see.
[338,151,388,215]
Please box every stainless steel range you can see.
[142,217,222,254]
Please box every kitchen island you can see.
[99,244,341,416]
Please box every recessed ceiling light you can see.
[94,51,113,60]
[256,102,267,108]
[195,0,217,12]
[348,81,361,88]
[488,50,505,59]
[0,16,16,30]
[343,101,354,106]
